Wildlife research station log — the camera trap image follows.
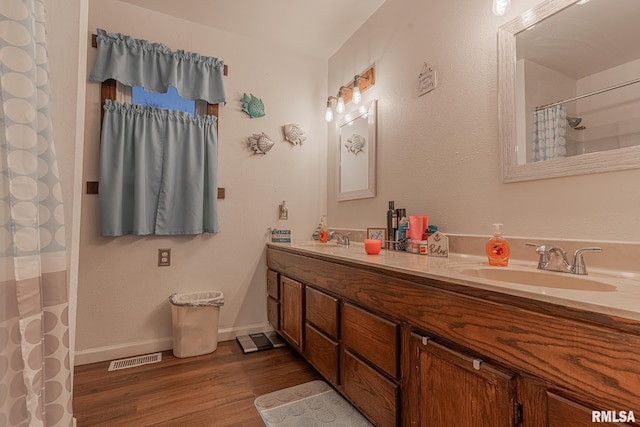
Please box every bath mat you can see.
[254,380,372,426]
[237,331,286,354]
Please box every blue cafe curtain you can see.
[89,28,226,104]
[99,100,219,236]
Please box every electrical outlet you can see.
[158,249,171,266]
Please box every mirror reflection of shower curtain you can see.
[532,105,567,161]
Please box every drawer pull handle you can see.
[473,359,482,370]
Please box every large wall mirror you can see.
[336,99,377,201]
[498,0,640,182]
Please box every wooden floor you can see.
[73,340,322,426]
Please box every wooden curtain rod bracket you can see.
[91,34,228,76]
[87,181,226,199]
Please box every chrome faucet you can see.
[329,231,351,246]
[526,243,602,275]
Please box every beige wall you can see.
[45,0,88,368]
[75,1,327,363]
[71,0,640,363]
[327,0,640,242]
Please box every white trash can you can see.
[169,291,224,358]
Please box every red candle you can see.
[364,239,382,255]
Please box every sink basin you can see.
[450,265,617,292]
[287,241,357,254]
[293,241,347,248]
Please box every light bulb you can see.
[492,0,511,16]
[352,86,362,105]
[325,105,334,122]
[336,96,345,114]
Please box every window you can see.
[131,85,196,116]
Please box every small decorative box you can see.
[426,231,449,257]
[271,229,291,243]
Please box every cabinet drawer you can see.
[305,323,339,385]
[342,350,398,427]
[267,269,279,299]
[305,286,339,339]
[547,392,635,426]
[342,302,399,378]
[267,296,280,330]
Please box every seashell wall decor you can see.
[283,124,307,145]
[248,132,275,154]
[345,133,365,154]
[241,93,265,118]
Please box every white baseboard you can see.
[73,323,272,366]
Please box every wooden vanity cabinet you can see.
[266,247,640,427]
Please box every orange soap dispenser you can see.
[486,223,511,266]
[317,215,329,243]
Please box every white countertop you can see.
[268,241,640,323]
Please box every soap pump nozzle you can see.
[492,223,503,237]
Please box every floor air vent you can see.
[108,352,162,371]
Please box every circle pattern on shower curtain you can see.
[0,0,65,260]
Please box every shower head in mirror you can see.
[567,116,582,129]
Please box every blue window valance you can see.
[89,28,226,104]
[99,100,219,236]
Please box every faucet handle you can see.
[527,243,567,256]
[571,247,602,275]
[526,243,550,268]
[526,243,543,254]
[526,243,554,256]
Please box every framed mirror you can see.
[498,0,640,182]
[336,99,377,201]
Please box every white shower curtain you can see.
[0,1,73,426]
[532,105,568,161]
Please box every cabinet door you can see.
[410,333,517,427]
[280,276,303,351]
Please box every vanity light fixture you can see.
[352,74,369,105]
[492,0,511,16]
[324,67,375,122]
[336,86,350,114]
[325,96,336,122]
